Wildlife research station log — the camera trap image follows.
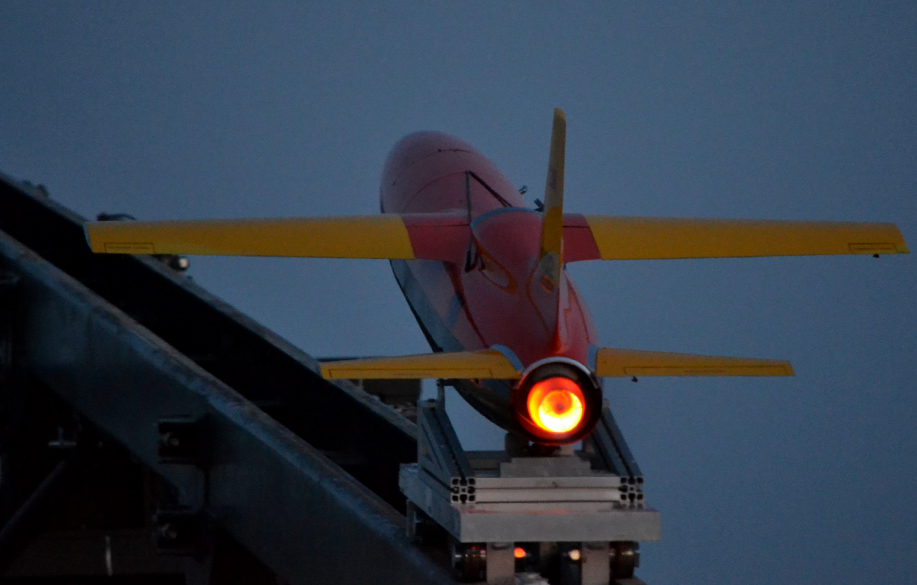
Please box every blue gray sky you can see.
[2,2,915,583]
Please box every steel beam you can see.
[0,174,418,512]
[0,225,453,583]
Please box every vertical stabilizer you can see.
[531,109,568,350]
[538,108,566,290]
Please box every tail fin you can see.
[536,108,567,291]
[529,109,570,350]
[593,347,793,378]
[319,348,521,380]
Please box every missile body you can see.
[381,132,601,442]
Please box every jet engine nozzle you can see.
[527,377,585,433]
[512,360,601,445]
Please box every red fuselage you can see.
[381,132,600,436]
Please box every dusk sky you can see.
[2,3,915,583]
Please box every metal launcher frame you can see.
[400,392,660,585]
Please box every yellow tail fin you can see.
[319,348,521,380]
[594,347,794,377]
[536,108,566,291]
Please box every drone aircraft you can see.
[86,109,908,447]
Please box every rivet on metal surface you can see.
[157,418,204,465]
[153,509,200,556]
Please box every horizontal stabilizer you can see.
[320,349,521,380]
[594,347,794,377]
[563,215,909,262]
[85,213,469,262]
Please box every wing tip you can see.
[891,225,909,254]
[318,363,335,379]
[83,222,103,253]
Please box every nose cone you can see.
[380,132,523,215]
[382,133,477,182]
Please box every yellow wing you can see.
[576,216,908,260]
[84,214,472,261]
[320,349,521,380]
[594,347,793,377]
[85,216,413,259]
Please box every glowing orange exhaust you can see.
[526,376,586,434]
[512,361,601,444]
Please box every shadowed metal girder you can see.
[0,175,455,585]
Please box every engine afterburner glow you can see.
[526,376,585,434]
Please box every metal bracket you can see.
[157,417,205,466]
[486,542,514,585]
[582,403,646,508]
[153,508,202,556]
